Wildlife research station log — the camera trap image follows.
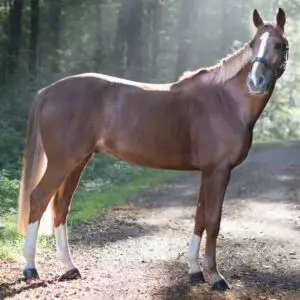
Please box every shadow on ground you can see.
[0,279,55,299]
[152,260,300,300]
[69,213,160,246]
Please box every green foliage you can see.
[0,170,19,217]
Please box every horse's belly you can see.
[98,139,198,171]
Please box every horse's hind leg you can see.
[23,160,74,281]
[53,153,93,281]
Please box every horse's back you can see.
[34,73,182,165]
[42,72,171,93]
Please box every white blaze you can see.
[250,32,270,86]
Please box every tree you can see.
[113,0,144,79]
[48,0,62,74]
[113,0,129,77]
[125,0,143,79]
[93,1,103,71]
[175,0,197,77]
[6,0,23,78]
[29,0,40,80]
[150,0,162,80]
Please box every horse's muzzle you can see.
[246,74,269,95]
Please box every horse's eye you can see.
[275,43,282,50]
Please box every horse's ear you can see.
[276,8,286,31]
[253,9,264,28]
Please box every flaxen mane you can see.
[176,43,253,85]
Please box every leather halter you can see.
[250,41,289,80]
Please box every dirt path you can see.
[1,143,300,300]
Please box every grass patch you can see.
[70,169,182,222]
[0,214,54,260]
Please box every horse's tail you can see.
[18,89,53,236]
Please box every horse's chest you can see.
[197,124,251,170]
[228,134,252,167]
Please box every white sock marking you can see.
[186,233,202,274]
[250,31,270,86]
[204,254,225,285]
[23,221,39,270]
[55,224,76,272]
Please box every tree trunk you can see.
[29,0,40,80]
[175,0,197,77]
[140,1,153,81]
[220,0,231,55]
[93,2,103,71]
[114,0,144,79]
[113,0,130,77]
[7,0,23,76]
[49,0,62,74]
[125,0,143,80]
[150,0,161,81]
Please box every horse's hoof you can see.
[212,279,230,291]
[189,271,206,286]
[23,268,39,283]
[58,268,82,281]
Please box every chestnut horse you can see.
[18,8,288,291]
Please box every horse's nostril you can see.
[257,75,266,88]
[248,77,254,87]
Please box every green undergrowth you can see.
[70,169,181,223]
[0,214,54,259]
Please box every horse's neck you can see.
[228,65,274,128]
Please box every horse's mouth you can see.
[247,81,270,95]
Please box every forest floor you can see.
[1,142,300,300]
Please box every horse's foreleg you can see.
[187,178,206,285]
[23,162,72,282]
[202,164,231,291]
[53,154,92,281]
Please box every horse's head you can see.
[247,8,289,95]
